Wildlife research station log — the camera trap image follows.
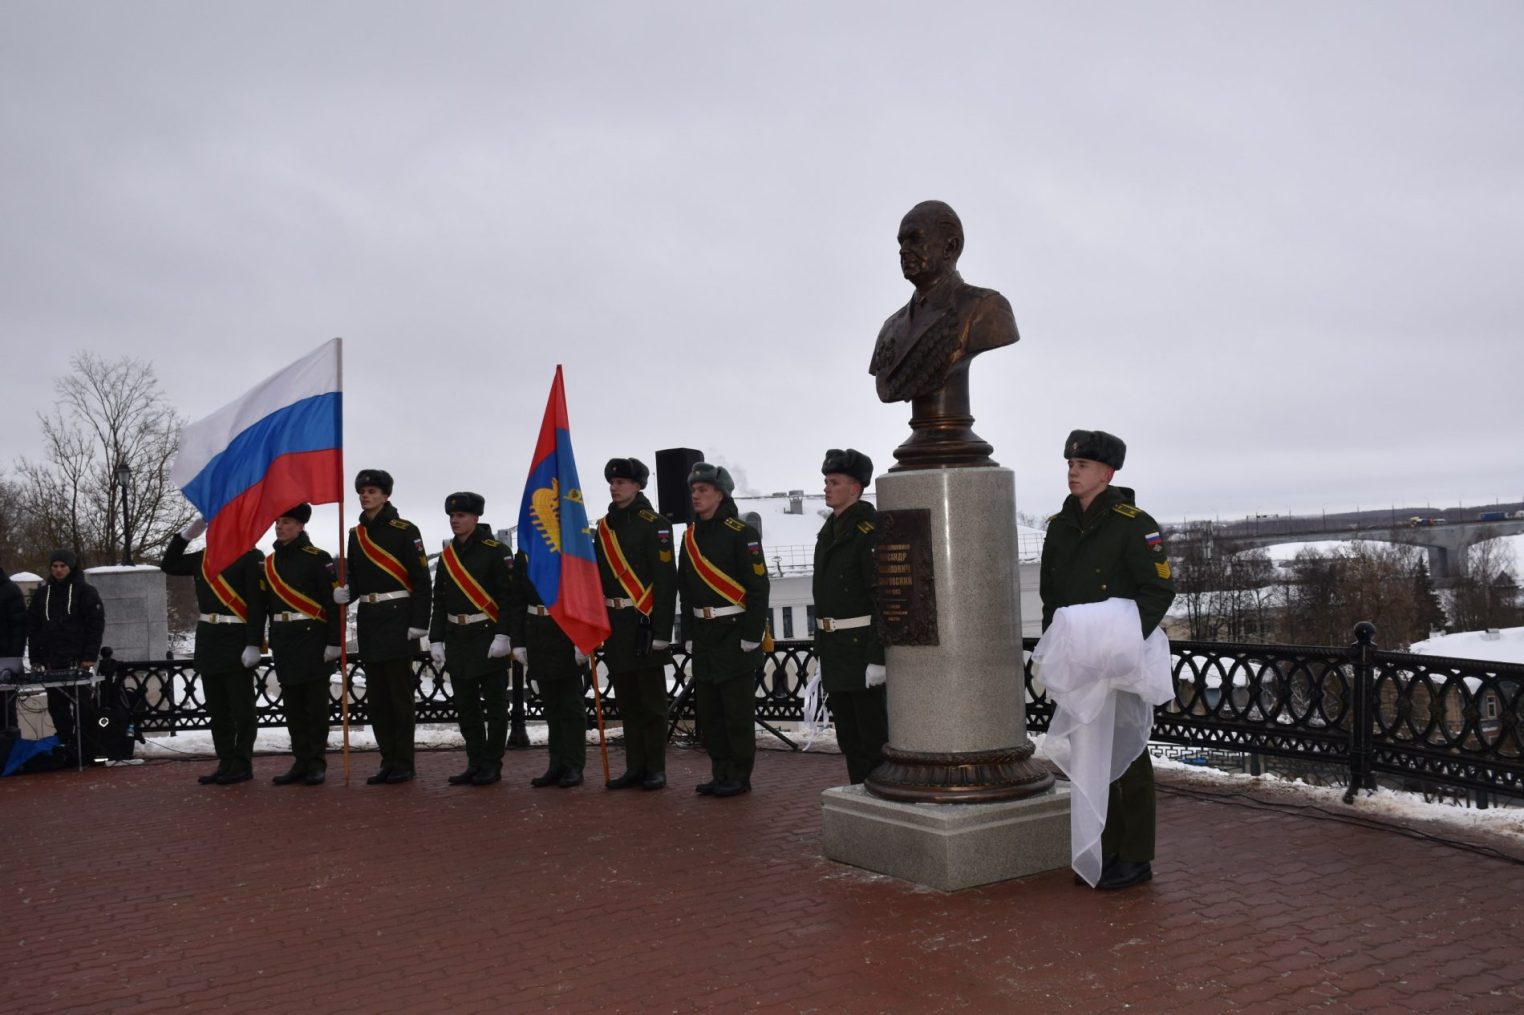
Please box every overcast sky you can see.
[3,2,1521,553]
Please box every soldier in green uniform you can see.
[678,462,770,798]
[428,491,517,786]
[594,457,677,791]
[1040,429,1175,890]
[334,469,431,785]
[259,504,342,786]
[161,518,267,785]
[812,448,887,785]
[510,550,588,788]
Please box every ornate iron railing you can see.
[106,623,1524,802]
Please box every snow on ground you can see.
[1149,748,1524,840]
[1409,626,1524,664]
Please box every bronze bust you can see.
[869,201,1019,470]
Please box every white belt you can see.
[605,597,636,609]
[359,590,410,604]
[527,604,552,617]
[817,615,872,633]
[198,613,246,625]
[448,612,489,625]
[692,605,745,619]
[270,611,321,624]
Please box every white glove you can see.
[651,640,670,651]
[430,642,446,666]
[180,518,207,541]
[406,627,428,641]
[332,585,351,605]
[324,645,341,663]
[740,639,761,652]
[240,646,261,668]
[512,647,528,666]
[865,663,887,688]
[488,635,511,659]
[574,647,588,666]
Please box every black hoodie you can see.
[26,550,106,669]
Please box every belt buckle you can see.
[819,618,834,632]
[701,607,714,620]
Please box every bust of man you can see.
[868,201,1020,469]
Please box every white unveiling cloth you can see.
[1034,598,1173,886]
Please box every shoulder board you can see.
[1112,504,1140,518]
[302,545,323,555]
[482,538,500,548]
[857,521,874,534]
[639,509,660,523]
[724,517,745,531]
[1047,513,1061,524]
[389,518,410,530]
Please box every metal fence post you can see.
[1344,621,1376,804]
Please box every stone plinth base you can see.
[821,783,1071,892]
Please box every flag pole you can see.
[334,337,352,787]
[589,659,610,783]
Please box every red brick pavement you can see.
[3,744,1522,1013]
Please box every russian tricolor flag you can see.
[517,366,611,654]
[171,339,343,575]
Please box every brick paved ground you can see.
[4,743,1523,1013]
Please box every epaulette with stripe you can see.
[389,518,411,530]
[1112,503,1140,518]
[303,545,323,555]
[724,517,746,531]
[857,521,874,534]
[482,538,500,548]
[639,509,661,523]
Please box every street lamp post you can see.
[113,460,133,565]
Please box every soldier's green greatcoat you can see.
[258,530,341,774]
[812,498,888,784]
[510,551,587,774]
[678,498,770,785]
[346,501,431,775]
[595,492,677,777]
[161,534,266,770]
[1040,485,1174,637]
[1039,482,1175,863]
[430,524,517,769]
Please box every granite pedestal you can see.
[821,467,1070,888]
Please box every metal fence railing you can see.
[106,623,1524,804]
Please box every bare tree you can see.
[12,353,195,569]
[1451,538,1521,631]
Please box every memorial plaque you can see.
[875,508,938,646]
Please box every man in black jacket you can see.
[26,548,106,746]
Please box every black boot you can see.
[471,763,502,786]
[303,768,327,786]
[605,770,644,790]
[694,780,717,795]
[272,765,306,786]
[531,766,565,788]
[216,765,254,785]
[1096,860,1153,890]
[366,767,395,785]
[641,771,667,790]
[383,768,415,784]
[448,766,480,786]
[198,764,228,785]
[557,768,584,788]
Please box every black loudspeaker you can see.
[654,447,703,525]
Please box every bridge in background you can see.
[1166,501,1524,579]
